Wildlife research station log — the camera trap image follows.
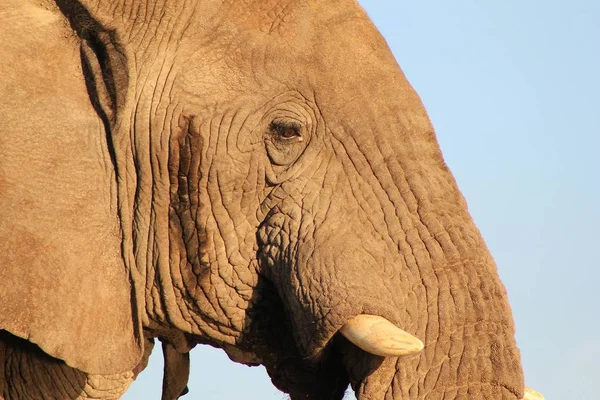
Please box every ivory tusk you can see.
[523,388,544,400]
[339,314,424,357]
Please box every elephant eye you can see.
[269,121,303,142]
[264,119,308,167]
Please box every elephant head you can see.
[0,0,533,399]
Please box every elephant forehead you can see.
[220,0,349,34]
[169,0,379,89]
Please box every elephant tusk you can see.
[339,314,424,357]
[523,388,544,400]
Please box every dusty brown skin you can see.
[0,0,525,399]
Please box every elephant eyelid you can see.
[269,120,303,142]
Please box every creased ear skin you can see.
[0,2,142,374]
[81,33,117,125]
[58,0,129,127]
[80,30,129,128]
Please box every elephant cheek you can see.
[260,216,411,361]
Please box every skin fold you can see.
[0,0,527,399]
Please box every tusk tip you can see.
[524,388,544,400]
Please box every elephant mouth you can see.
[241,279,348,398]
[241,279,424,399]
[262,325,418,400]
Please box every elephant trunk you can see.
[258,109,524,399]
[259,173,524,398]
[350,257,525,399]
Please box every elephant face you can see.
[0,0,525,399]
[123,2,523,398]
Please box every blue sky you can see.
[125,1,599,398]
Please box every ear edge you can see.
[81,33,117,125]
[0,326,144,375]
[58,0,129,128]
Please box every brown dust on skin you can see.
[0,0,525,399]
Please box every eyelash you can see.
[269,121,302,141]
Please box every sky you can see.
[124,1,600,399]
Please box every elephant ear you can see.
[0,3,142,374]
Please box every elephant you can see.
[0,0,543,399]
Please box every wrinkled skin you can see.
[0,0,525,399]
